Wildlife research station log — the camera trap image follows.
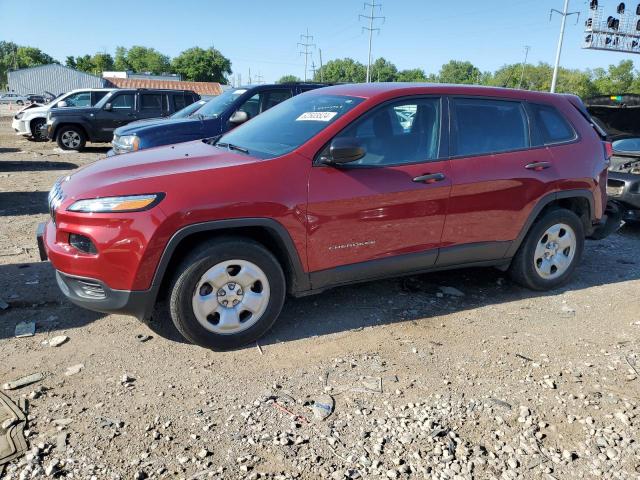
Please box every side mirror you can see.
[323,137,366,165]
[229,110,248,125]
[56,100,68,108]
[104,103,112,112]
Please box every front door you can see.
[93,92,136,141]
[307,96,451,284]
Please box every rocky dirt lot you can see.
[0,112,639,480]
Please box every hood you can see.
[114,116,220,137]
[16,103,46,116]
[59,140,257,201]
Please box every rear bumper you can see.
[607,171,640,219]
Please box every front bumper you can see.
[11,117,31,136]
[607,170,640,220]
[36,222,154,320]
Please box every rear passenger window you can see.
[173,95,186,111]
[530,103,576,145]
[452,98,529,156]
[141,94,162,110]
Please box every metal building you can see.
[8,64,109,95]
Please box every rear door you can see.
[138,92,164,120]
[439,96,556,265]
[306,96,452,279]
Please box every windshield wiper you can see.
[216,142,249,154]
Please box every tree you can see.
[314,58,366,83]
[114,46,130,71]
[92,53,114,73]
[396,68,428,82]
[592,60,635,94]
[438,60,481,84]
[65,56,77,69]
[113,46,170,74]
[370,57,398,82]
[278,74,301,83]
[171,47,232,83]
[0,41,57,88]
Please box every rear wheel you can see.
[169,238,286,350]
[508,208,584,290]
[16,100,23,106]
[56,126,86,150]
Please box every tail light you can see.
[603,141,613,160]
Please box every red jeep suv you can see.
[38,83,614,350]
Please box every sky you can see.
[1,0,638,83]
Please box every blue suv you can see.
[109,83,328,156]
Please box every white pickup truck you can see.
[12,89,114,141]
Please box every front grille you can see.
[48,180,65,224]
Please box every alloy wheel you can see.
[61,130,81,149]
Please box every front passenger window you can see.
[111,94,135,110]
[332,98,441,166]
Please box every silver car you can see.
[0,93,29,105]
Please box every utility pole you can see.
[518,46,531,89]
[298,29,316,81]
[248,68,252,85]
[310,60,317,81]
[549,0,579,93]
[359,0,385,83]
[319,49,324,82]
[255,73,264,84]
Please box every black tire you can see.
[16,100,23,106]
[508,208,584,291]
[168,237,286,350]
[56,125,86,151]
[30,118,47,141]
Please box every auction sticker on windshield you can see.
[296,112,338,122]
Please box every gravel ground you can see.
[1,114,639,479]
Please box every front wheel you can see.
[508,208,584,291]
[168,238,286,350]
[30,118,47,141]
[16,100,23,106]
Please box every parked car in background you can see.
[26,94,46,104]
[12,89,114,141]
[586,94,640,222]
[46,89,200,150]
[0,92,28,105]
[39,83,616,350]
[108,83,327,156]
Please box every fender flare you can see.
[150,218,310,294]
[504,189,595,258]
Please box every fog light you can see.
[69,234,97,254]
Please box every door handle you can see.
[413,172,446,183]
[525,161,552,171]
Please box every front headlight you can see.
[117,135,140,151]
[67,193,164,213]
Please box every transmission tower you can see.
[549,0,580,93]
[359,0,385,83]
[298,29,316,81]
[518,46,531,89]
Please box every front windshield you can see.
[613,137,640,153]
[216,94,364,159]
[196,89,247,118]
[172,100,207,119]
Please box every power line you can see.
[549,0,580,93]
[359,0,385,83]
[297,29,316,82]
[518,46,531,89]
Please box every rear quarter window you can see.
[530,103,576,145]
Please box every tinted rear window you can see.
[452,98,529,156]
[530,103,576,145]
